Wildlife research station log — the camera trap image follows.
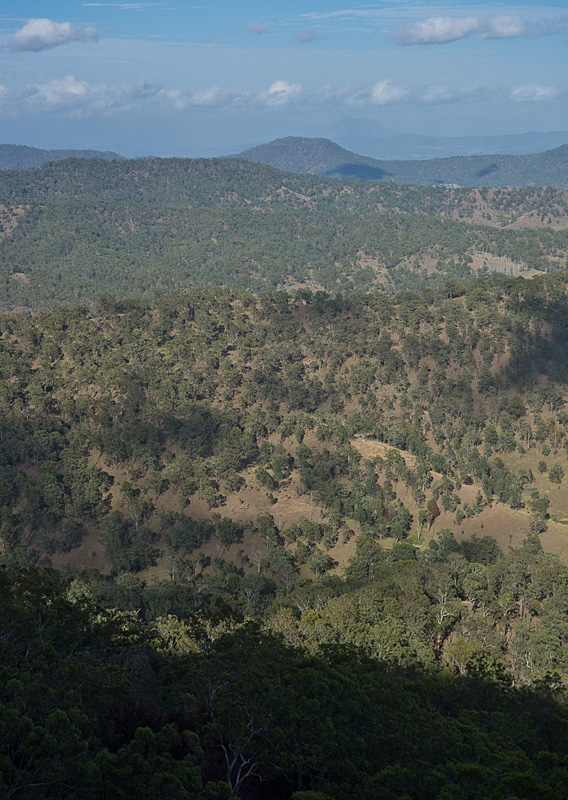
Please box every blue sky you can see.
[1,1,567,156]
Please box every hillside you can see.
[1,273,568,569]
[1,156,568,307]
[0,143,125,170]
[4,275,568,687]
[238,136,568,188]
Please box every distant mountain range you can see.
[319,118,568,160]
[236,137,568,188]
[337,130,568,161]
[0,144,125,171]
[4,136,568,189]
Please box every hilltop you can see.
[236,137,390,180]
[237,136,568,188]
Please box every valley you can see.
[4,153,568,800]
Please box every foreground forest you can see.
[4,566,568,800]
[5,155,568,798]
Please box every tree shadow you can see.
[329,162,393,181]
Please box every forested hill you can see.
[4,153,568,214]
[0,156,293,205]
[1,156,568,307]
[0,143,125,171]
[5,274,568,688]
[238,136,568,188]
[236,136,387,179]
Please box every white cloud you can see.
[0,74,560,120]
[296,7,567,43]
[22,75,90,109]
[190,86,242,107]
[510,84,559,102]
[420,85,465,104]
[301,10,386,22]
[8,18,99,52]
[369,79,408,105]
[0,76,305,117]
[246,21,271,35]
[485,15,526,39]
[392,15,526,45]
[262,80,303,107]
[335,79,409,107]
[393,17,480,45]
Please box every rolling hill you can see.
[0,156,567,307]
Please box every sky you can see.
[1,1,567,157]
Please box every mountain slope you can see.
[237,136,568,188]
[318,117,568,158]
[5,272,568,581]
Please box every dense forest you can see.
[5,565,568,800]
[5,156,568,798]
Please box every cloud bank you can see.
[0,75,562,118]
[0,76,305,117]
[0,76,181,116]
[9,18,99,52]
[392,15,526,45]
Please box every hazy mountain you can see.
[237,136,568,188]
[0,144,125,171]
[338,131,568,160]
[318,118,568,159]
